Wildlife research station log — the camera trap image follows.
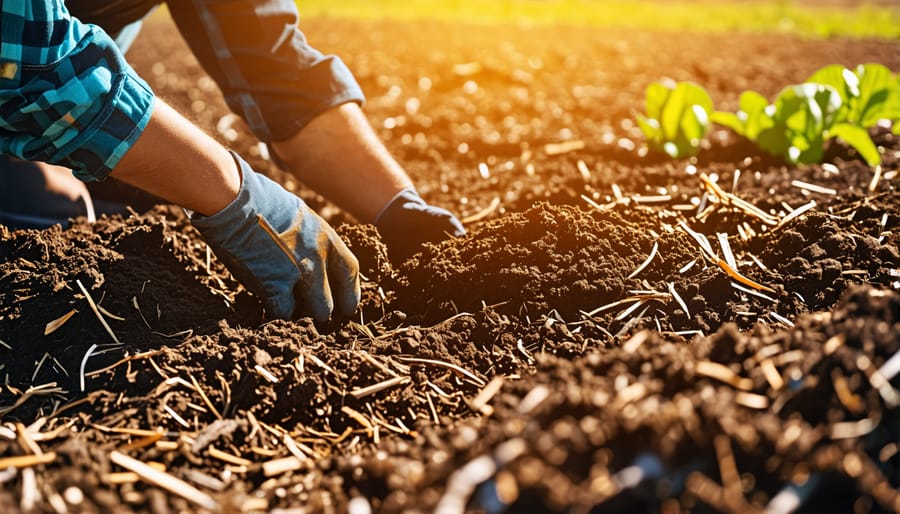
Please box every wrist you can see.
[373,187,421,226]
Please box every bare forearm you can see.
[110,99,240,216]
[270,102,413,223]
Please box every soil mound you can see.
[403,202,697,320]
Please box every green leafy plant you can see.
[708,63,900,166]
[636,79,713,158]
[757,83,870,165]
[806,63,900,128]
[709,90,772,141]
[638,63,899,165]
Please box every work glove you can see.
[191,153,360,322]
[374,188,466,262]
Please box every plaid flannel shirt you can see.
[0,1,154,181]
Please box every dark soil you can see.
[1,15,899,514]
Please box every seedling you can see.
[640,63,900,165]
[636,79,713,158]
[807,63,900,129]
[714,81,882,165]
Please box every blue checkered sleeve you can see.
[0,1,154,181]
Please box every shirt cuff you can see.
[0,21,155,182]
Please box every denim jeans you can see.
[68,0,365,142]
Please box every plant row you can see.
[636,63,900,166]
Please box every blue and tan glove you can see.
[374,188,466,262]
[191,153,360,321]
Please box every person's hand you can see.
[374,188,465,262]
[191,153,360,321]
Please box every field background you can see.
[286,0,900,37]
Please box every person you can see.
[0,1,465,322]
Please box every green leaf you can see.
[793,137,825,164]
[660,83,688,141]
[777,84,843,137]
[711,111,745,135]
[681,104,710,143]
[807,64,859,103]
[756,126,791,157]
[829,123,881,166]
[644,81,673,120]
[739,90,770,116]
[854,63,900,127]
[637,80,713,157]
[636,114,661,142]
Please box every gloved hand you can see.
[191,152,360,321]
[374,188,466,262]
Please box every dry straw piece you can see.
[75,279,120,344]
[695,361,753,391]
[0,452,56,469]
[110,451,218,510]
[44,309,77,336]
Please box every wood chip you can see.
[110,451,218,510]
[254,364,279,384]
[759,359,784,391]
[350,376,410,399]
[878,349,900,382]
[791,179,836,196]
[735,391,769,410]
[577,160,591,181]
[611,382,648,409]
[832,369,864,414]
[341,406,374,434]
[868,165,883,193]
[831,417,878,440]
[695,361,753,391]
[241,498,269,512]
[283,434,313,461]
[544,140,584,156]
[306,353,338,376]
[0,452,56,469]
[468,376,505,415]
[208,445,252,467]
[118,432,163,452]
[622,330,650,354]
[263,456,303,478]
[632,194,672,204]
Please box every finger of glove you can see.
[440,209,466,237]
[293,253,335,322]
[326,234,361,318]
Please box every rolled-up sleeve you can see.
[0,2,154,182]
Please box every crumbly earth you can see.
[1,15,899,514]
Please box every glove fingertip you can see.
[297,279,335,322]
[336,278,361,318]
[450,216,466,237]
[309,300,334,323]
[266,292,297,321]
